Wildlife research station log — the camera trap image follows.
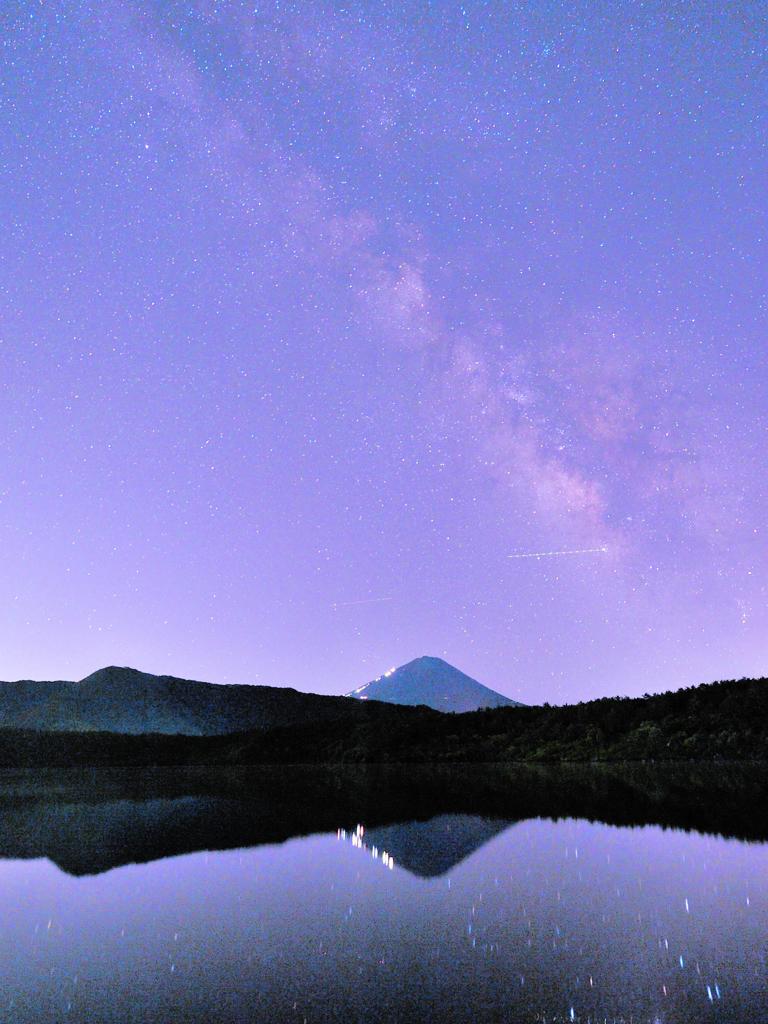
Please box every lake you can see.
[0,765,765,1023]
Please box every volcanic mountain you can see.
[346,656,523,713]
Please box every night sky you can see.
[1,2,765,702]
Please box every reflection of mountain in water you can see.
[0,775,515,878]
[357,815,512,877]
[0,763,765,878]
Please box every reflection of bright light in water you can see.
[337,825,395,870]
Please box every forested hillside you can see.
[0,675,762,765]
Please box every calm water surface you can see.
[0,767,765,1023]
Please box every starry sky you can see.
[1,1,765,702]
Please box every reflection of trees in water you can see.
[0,762,764,877]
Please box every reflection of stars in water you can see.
[15,817,761,1021]
[398,824,735,1022]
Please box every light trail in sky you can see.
[331,596,394,608]
[507,546,609,560]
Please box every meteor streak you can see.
[507,546,609,560]
[331,596,394,608]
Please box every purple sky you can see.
[1,2,766,703]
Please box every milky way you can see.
[1,2,765,701]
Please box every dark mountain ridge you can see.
[0,674,763,765]
[0,665,375,736]
[0,657,518,735]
